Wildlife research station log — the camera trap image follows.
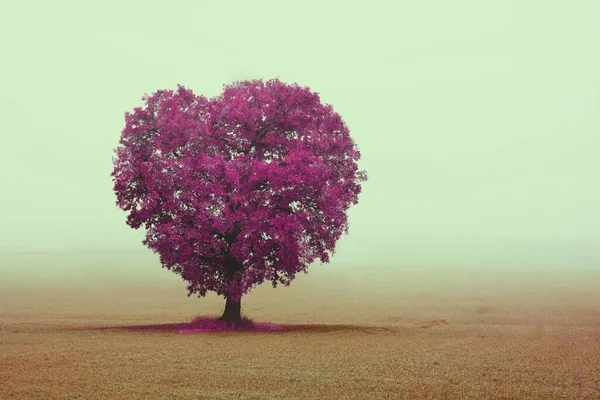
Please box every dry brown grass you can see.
[1,263,600,399]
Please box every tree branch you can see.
[224,221,243,244]
[274,204,294,215]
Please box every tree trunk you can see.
[219,295,242,327]
[220,223,244,328]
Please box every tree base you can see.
[218,318,238,329]
[219,296,242,328]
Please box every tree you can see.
[111,78,368,327]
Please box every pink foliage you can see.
[111,78,367,302]
[177,316,285,333]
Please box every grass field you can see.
[1,259,599,399]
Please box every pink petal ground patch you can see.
[177,316,286,334]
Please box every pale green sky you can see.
[1,1,599,270]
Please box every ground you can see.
[1,260,599,399]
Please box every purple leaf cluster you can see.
[111,78,367,302]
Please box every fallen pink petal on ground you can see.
[177,316,286,334]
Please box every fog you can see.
[1,1,598,277]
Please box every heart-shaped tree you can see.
[111,78,367,327]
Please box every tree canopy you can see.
[111,78,367,304]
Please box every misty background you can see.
[1,1,599,284]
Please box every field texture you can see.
[1,261,599,399]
